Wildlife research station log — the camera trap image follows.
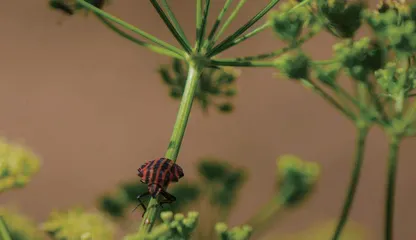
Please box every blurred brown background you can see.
[0,0,415,239]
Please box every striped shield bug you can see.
[133,157,184,216]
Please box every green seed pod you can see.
[276,155,320,207]
[317,0,366,38]
[274,52,310,80]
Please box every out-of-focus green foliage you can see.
[317,0,366,38]
[124,211,199,240]
[215,222,253,240]
[276,155,320,207]
[0,207,44,240]
[274,52,311,80]
[159,59,240,113]
[197,158,247,209]
[41,208,115,240]
[0,139,40,193]
[269,219,367,240]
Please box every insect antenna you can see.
[131,203,142,214]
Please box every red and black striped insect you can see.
[133,157,184,216]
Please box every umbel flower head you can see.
[159,59,240,114]
[215,222,253,240]
[0,207,44,240]
[41,207,115,240]
[276,154,320,207]
[124,211,200,240]
[0,138,40,193]
[269,0,312,42]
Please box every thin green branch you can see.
[149,0,193,53]
[197,0,211,52]
[161,0,192,48]
[137,61,204,234]
[204,0,234,50]
[207,0,248,51]
[76,0,185,57]
[0,217,11,240]
[366,79,390,125]
[300,79,356,121]
[246,195,284,238]
[331,126,368,240]
[217,25,320,62]
[210,59,275,67]
[207,0,312,56]
[210,21,271,55]
[207,0,281,57]
[195,0,203,50]
[94,14,184,59]
[384,136,401,240]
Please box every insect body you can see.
[134,158,184,216]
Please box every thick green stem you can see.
[137,61,203,234]
[331,126,368,240]
[149,0,193,53]
[94,14,183,59]
[0,217,11,240]
[384,136,401,240]
[207,0,281,57]
[76,0,185,57]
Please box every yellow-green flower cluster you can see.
[215,222,252,240]
[0,139,40,193]
[124,211,199,240]
[0,207,44,240]
[41,208,115,240]
[276,155,320,207]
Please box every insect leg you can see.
[132,191,150,217]
[158,190,177,208]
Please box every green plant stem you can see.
[0,216,11,240]
[301,79,356,121]
[196,0,211,52]
[331,126,368,240]
[218,25,320,61]
[210,59,275,67]
[76,0,185,57]
[246,196,284,236]
[384,136,401,240]
[149,0,193,53]
[207,0,281,57]
[94,14,184,59]
[195,0,203,49]
[161,0,191,48]
[207,0,248,51]
[137,61,203,234]
[210,22,271,55]
[366,80,389,125]
[204,0,234,50]
[208,0,312,56]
